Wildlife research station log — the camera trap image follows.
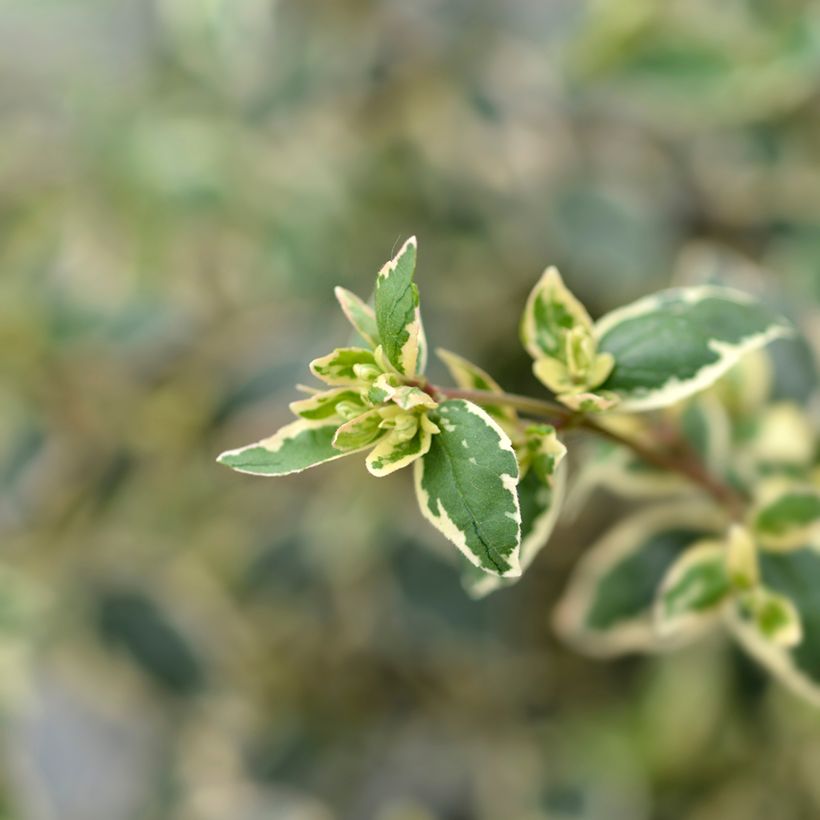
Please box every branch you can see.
[432,386,746,520]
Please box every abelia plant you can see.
[219,237,820,706]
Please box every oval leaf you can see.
[414,400,521,577]
[595,286,792,411]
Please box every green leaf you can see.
[414,400,521,577]
[729,548,820,706]
[752,487,820,550]
[374,236,427,377]
[309,347,380,386]
[217,419,358,476]
[366,414,437,477]
[334,286,380,348]
[464,459,567,598]
[289,388,367,421]
[435,348,516,423]
[595,286,793,411]
[553,503,725,656]
[520,267,593,360]
[655,541,731,638]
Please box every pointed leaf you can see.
[374,236,426,376]
[414,400,521,577]
[595,286,792,412]
[334,287,380,348]
[217,419,357,476]
[520,267,593,360]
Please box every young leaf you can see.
[729,548,820,706]
[374,236,427,377]
[737,588,802,648]
[556,390,619,413]
[435,348,516,423]
[289,388,367,421]
[751,486,820,551]
[464,458,567,598]
[334,287,380,348]
[655,541,731,638]
[332,408,386,451]
[366,414,438,477]
[218,419,360,477]
[594,286,792,412]
[725,525,759,590]
[309,348,380,386]
[370,374,437,411]
[553,503,726,657]
[414,400,521,577]
[520,267,593,360]
[520,424,567,484]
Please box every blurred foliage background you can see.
[1,0,819,818]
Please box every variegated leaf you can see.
[553,503,726,657]
[725,525,759,590]
[595,286,792,412]
[736,587,802,648]
[309,348,380,386]
[366,414,437,477]
[289,388,367,421]
[370,373,437,411]
[414,400,521,577]
[332,408,387,451]
[217,419,359,476]
[557,390,619,413]
[435,348,516,423]
[729,547,820,706]
[374,236,426,377]
[520,267,593,360]
[334,286,380,348]
[654,541,731,638]
[464,458,567,598]
[751,486,820,551]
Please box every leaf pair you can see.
[521,269,793,413]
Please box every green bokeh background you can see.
[1,1,820,818]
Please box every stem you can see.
[432,386,746,520]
